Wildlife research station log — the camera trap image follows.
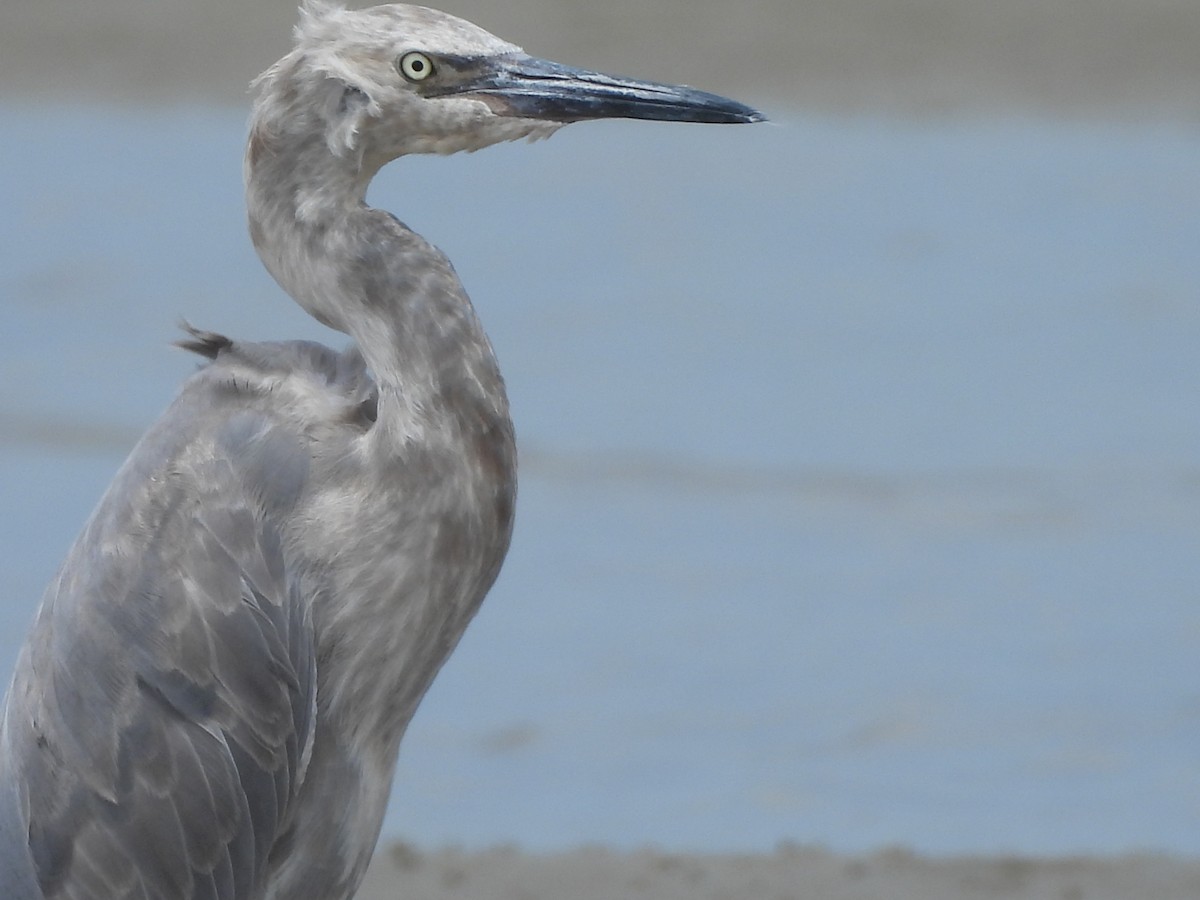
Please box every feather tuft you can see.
[175,322,233,360]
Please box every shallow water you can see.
[1,105,1198,855]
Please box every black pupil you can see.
[411,58,425,73]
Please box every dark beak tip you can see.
[695,103,768,126]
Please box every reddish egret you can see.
[0,3,761,897]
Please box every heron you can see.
[0,3,761,897]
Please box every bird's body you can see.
[0,3,760,898]
[3,329,508,898]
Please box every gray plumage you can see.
[0,3,761,898]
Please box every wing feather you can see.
[3,386,320,899]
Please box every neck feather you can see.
[244,122,508,443]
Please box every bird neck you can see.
[245,128,508,443]
[245,124,374,326]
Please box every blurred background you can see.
[1,0,1198,857]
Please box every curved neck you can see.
[245,123,508,443]
[245,123,377,331]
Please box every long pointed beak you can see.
[449,54,765,125]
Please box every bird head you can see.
[250,1,763,171]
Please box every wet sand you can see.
[356,844,1200,900]
[4,1,1198,896]
[2,0,1199,117]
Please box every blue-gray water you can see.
[1,106,1198,856]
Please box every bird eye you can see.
[398,51,435,82]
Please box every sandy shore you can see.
[354,844,1200,900]
[2,0,1199,117]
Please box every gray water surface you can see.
[1,106,1198,855]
